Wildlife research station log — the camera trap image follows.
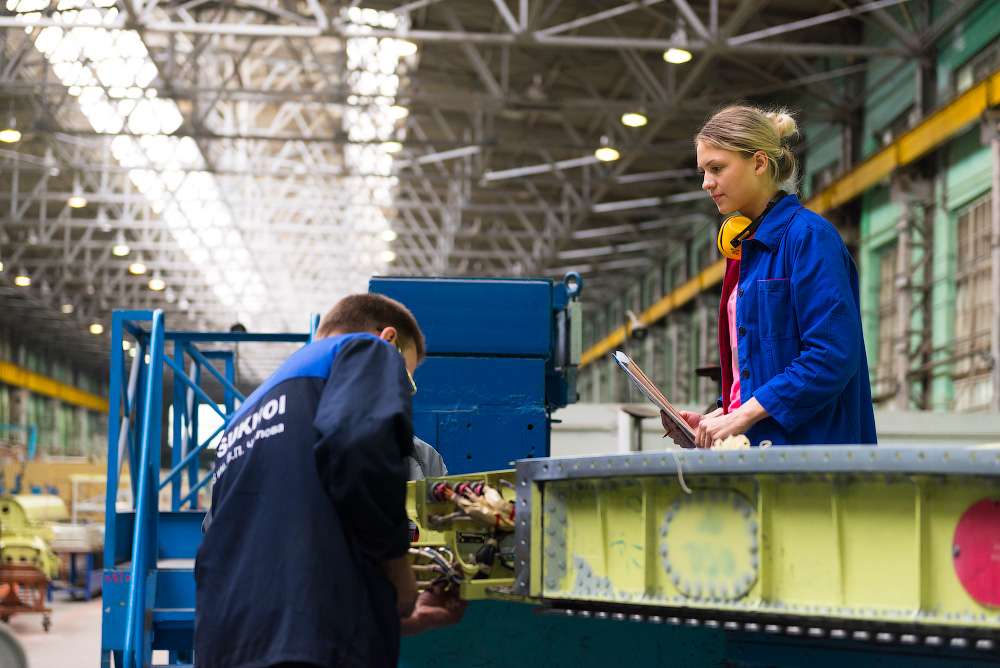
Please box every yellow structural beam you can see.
[809,66,1000,214]
[0,359,109,413]
[580,260,726,368]
[579,66,1000,369]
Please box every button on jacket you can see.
[718,193,877,446]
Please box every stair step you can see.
[152,608,195,623]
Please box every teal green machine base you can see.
[399,601,727,667]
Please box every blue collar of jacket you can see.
[746,192,803,253]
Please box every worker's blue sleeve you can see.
[312,336,414,561]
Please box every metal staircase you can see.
[100,310,314,668]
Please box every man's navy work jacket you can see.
[719,193,878,446]
[194,333,414,668]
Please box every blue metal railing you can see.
[103,310,314,668]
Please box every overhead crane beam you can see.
[0,360,109,412]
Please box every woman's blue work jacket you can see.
[719,193,877,446]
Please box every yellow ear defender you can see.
[716,191,789,261]
[717,215,754,260]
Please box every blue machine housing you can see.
[369,275,581,475]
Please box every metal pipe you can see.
[894,181,913,411]
[989,118,1000,412]
[116,350,143,485]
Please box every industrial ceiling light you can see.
[148,275,166,291]
[61,302,74,314]
[128,347,137,358]
[396,40,418,57]
[621,112,648,128]
[380,250,397,262]
[89,323,104,335]
[389,105,409,119]
[129,259,148,275]
[14,267,30,287]
[663,23,692,64]
[380,229,398,242]
[381,141,403,153]
[0,118,20,143]
[112,231,131,256]
[595,136,620,162]
[122,340,131,350]
[663,48,692,64]
[0,103,19,143]
[67,178,87,208]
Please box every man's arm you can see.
[312,336,415,561]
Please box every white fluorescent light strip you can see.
[14,0,267,321]
[342,7,410,276]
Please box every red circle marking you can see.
[953,499,1000,607]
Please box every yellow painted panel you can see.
[840,479,919,610]
[765,482,841,607]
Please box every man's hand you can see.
[379,555,419,618]
[661,408,721,448]
[400,585,468,636]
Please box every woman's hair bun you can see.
[767,111,797,139]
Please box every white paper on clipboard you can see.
[613,350,696,449]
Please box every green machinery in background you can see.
[407,446,1000,667]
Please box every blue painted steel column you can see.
[123,310,164,668]
[171,344,185,512]
[104,310,124,571]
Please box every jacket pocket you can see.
[757,278,798,341]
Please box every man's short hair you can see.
[316,294,426,361]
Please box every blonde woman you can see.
[663,105,876,448]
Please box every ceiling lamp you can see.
[122,340,131,350]
[664,48,692,64]
[663,23,692,64]
[112,231,131,256]
[89,323,104,335]
[380,229,398,242]
[0,104,19,143]
[380,250,397,262]
[148,275,166,291]
[0,118,20,143]
[389,105,409,119]
[621,112,648,127]
[14,267,30,287]
[381,141,403,153]
[67,179,87,208]
[129,260,148,275]
[61,302,74,314]
[595,136,620,162]
[396,40,418,57]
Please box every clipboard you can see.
[613,350,696,449]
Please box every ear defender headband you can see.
[717,191,788,260]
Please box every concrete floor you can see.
[8,593,102,668]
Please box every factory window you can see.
[953,195,993,412]
[873,246,899,403]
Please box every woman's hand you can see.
[692,398,770,448]
[661,408,721,448]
